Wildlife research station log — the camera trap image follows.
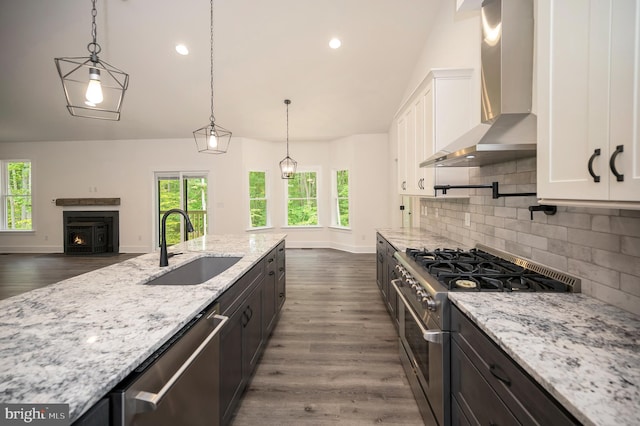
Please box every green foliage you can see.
[249,171,267,227]
[336,170,349,227]
[5,161,32,230]
[158,176,207,245]
[287,172,318,226]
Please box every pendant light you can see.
[54,0,129,121]
[193,0,231,154]
[279,99,297,179]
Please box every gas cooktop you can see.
[404,246,579,293]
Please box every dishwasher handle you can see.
[132,313,229,413]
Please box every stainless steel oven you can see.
[392,244,580,426]
[393,278,449,426]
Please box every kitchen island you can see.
[0,233,286,423]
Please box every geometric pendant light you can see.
[279,99,297,179]
[54,0,129,121]
[193,0,232,154]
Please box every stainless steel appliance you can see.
[111,303,228,426]
[393,244,580,426]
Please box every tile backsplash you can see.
[419,157,640,316]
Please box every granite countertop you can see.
[450,293,640,426]
[0,233,286,423]
[376,227,470,252]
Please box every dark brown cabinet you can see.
[376,233,399,329]
[218,242,286,425]
[451,305,578,426]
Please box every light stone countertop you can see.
[0,233,286,423]
[376,227,470,252]
[450,293,640,426]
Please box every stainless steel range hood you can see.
[421,0,536,168]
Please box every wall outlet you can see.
[464,212,471,227]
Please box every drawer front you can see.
[451,339,518,426]
[218,258,264,315]
[451,306,578,426]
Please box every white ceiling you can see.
[0,0,442,143]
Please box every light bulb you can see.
[85,68,103,105]
[208,131,218,149]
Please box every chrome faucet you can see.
[160,209,195,267]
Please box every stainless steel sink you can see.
[145,256,242,285]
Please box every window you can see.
[248,170,269,228]
[155,172,208,246]
[1,160,32,231]
[285,170,318,226]
[332,169,350,228]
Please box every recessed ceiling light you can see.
[329,38,342,49]
[175,44,189,55]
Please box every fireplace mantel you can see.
[55,198,120,206]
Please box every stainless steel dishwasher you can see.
[111,303,228,426]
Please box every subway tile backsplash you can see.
[419,157,640,316]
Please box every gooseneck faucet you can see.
[159,209,195,267]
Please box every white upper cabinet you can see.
[537,0,640,209]
[396,69,473,197]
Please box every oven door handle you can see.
[392,279,444,345]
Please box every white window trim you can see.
[1,159,33,232]
[331,168,351,230]
[246,169,271,230]
[283,166,321,227]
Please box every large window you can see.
[332,169,350,228]
[285,170,318,226]
[155,172,208,246]
[1,160,32,231]
[248,170,269,228]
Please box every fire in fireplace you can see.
[63,211,119,255]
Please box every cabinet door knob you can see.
[588,148,601,183]
[609,145,624,182]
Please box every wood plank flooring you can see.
[0,253,141,300]
[231,248,424,425]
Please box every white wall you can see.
[1,134,389,253]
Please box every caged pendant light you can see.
[193,0,231,154]
[279,99,297,179]
[54,0,129,121]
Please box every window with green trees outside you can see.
[286,171,318,226]
[1,160,32,231]
[334,169,349,227]
[248,171,268,228]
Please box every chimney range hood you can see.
[421,0,536,168]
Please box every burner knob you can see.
[422,297,437,311]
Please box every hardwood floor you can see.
[231,249,423,425]
[0,252,141,300]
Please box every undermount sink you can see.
[145,256,242,285]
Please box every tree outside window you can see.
[249,171,268,228]
[334,169,350,228]
[2,160,32,230]
[286,171,318,226]
[156,173,207,246]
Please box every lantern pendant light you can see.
[193,0,231,154]
[279,99,297,179]
[54,0,129,121]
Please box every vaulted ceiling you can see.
[0,0,441,143]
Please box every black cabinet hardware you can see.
[588,148,601,182]
[490,364,512,386]
[609,145,624,182]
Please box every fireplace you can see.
[63,211,119,255]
